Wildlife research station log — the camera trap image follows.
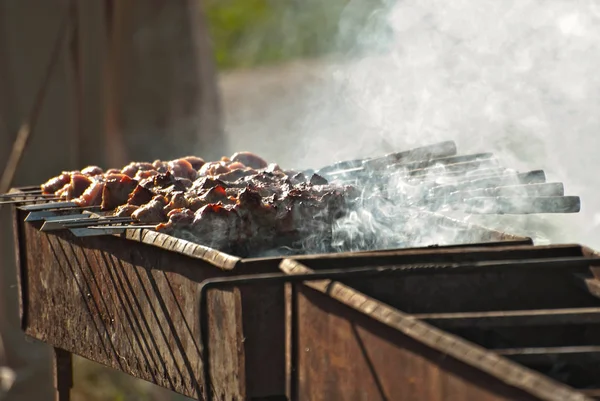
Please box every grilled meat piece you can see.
[121,162,154,178]
[101,175,138,211]
[168,159,197,180]
[127,185,154,206]
[152,160,169,173]
[199,161,230,176]
[134,169,158,181]
[227,162,246,170]
[182,156,205,170]
[200,185,232,204]
[56,174,92,199]
[230,151,268,169]
[81,166,104,176]
[41,172,72,194]
[216,168,257,182]
[156,208,195,232]
[131,199,167,224]
[164,191,187,212]
[115,204,139,217]
[75,181,105,206]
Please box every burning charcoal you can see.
[291,173,307,185]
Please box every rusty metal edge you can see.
[279,258,593,401]
[22,197,531,272]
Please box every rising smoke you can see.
[221,0,600,250]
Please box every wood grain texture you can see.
[281,259,592,401]
[13,204,534,400]
[14,208,282,400]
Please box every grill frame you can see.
[12,203,532,400]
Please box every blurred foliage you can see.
[204,0,391,69]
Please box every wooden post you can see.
[52,348,72,401]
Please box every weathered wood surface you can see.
[13,206,533,400]
[14,208,280,400]
[281,259,592,401]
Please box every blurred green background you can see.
[205,0,390,69]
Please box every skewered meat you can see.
[127,185,154,206]
[81,166,104,176]
[230,151,268,169]
[168,159,197,180]
[39,151,355,256]
[183,156,205,170]
[199,161,230,176]
[56,174,92,199]
[41,172,72,194]
[131,199,167,224]
[115,204,138,217]
[75,181,105,206]
[217,169,257,182]
[121,162,154,178]
[164,191,187,212]
[152,160,169,173]
[134,169,158,181]
[101,175,138,211]
[156,208,195,232]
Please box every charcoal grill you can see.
[4,141,586,400]
[278,245,600,401]
[11,205,528,400]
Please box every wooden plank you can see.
[282,259,593,401]
[414,307,600,328]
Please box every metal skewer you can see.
[0,197,62,205]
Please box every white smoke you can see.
[221,0,600,250]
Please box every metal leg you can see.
[52,348,72,401]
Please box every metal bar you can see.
[24,206,100,222]
[69,225,156,237]
[317,141,458,175]
[0,197,62,205]
[362,141,458,170]
[429,170,547,197]
[41,216,132,231]
[19,202,79,211]
[413,307,600,328]
[446,183,566,201]
[458,196,581,214]
[0,190,43,198]
[197,256,598,401]
[496,346,600,365]
[407,158,499,177]
[389,152,496,171]
[325,154,498,180]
